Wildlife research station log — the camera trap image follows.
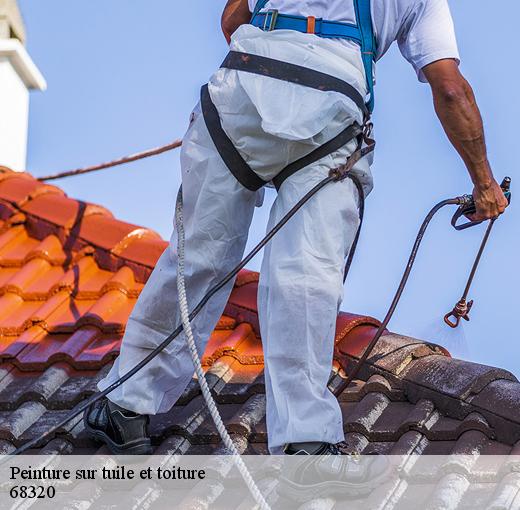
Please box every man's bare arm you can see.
[423,59,508,221]
[222,0,251,44]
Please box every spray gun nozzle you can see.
[444,298,474,329]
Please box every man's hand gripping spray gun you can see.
[444,177,512,328]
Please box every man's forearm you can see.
[222,0,251,43]
[433,79,492,189]
[424,61,491,187]
[423,59,508,220]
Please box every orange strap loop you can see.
[307,16,316,34]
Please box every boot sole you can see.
[84,413,153,455]
[279,465,392,502]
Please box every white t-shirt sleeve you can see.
[397,0,460,82]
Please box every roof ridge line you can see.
[338,346,520,445]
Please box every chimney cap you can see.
[0,0,26,44]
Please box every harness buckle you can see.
[262,9,279,31]
[363,120,374,141]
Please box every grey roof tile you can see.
[342,392,391,434]
[469,379,520,439]
[339,432,370,454]
[47,364,111,408]
[225,394,266,437]
[0,401,46,440]
[486,471,520,510]
[403,356,517,401]
[389,430,431,456]
[424,471,472,510]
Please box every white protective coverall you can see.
[99,25,374,453]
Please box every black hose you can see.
[331,197,460,396]
[344,175,365,283]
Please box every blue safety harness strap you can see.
[251,0,269,19]
[251,13,362,42]
[354,0,376,112]
[250,0,376,112]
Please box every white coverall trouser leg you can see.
[99,26,374,453]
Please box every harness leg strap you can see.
[200,84,266,192]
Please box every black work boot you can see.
[280,442,390,501]
[84,397,152,455]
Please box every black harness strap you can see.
[200,84,265,192]
[222,51,368,119]
[272,123,362,190]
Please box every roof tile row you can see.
[0,167,168,281]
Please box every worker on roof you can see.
[86,0,507,474]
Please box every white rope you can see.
[175,188,271,510]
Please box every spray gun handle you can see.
[452,177,511,231]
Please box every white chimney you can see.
[0,0,46,171]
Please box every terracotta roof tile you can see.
[0,227,41,263]
[0,166,517,473]
[0,172,60,205]
[21,193,103,229]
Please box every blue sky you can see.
[20,1,519,376]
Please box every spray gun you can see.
[444,177,512,328]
